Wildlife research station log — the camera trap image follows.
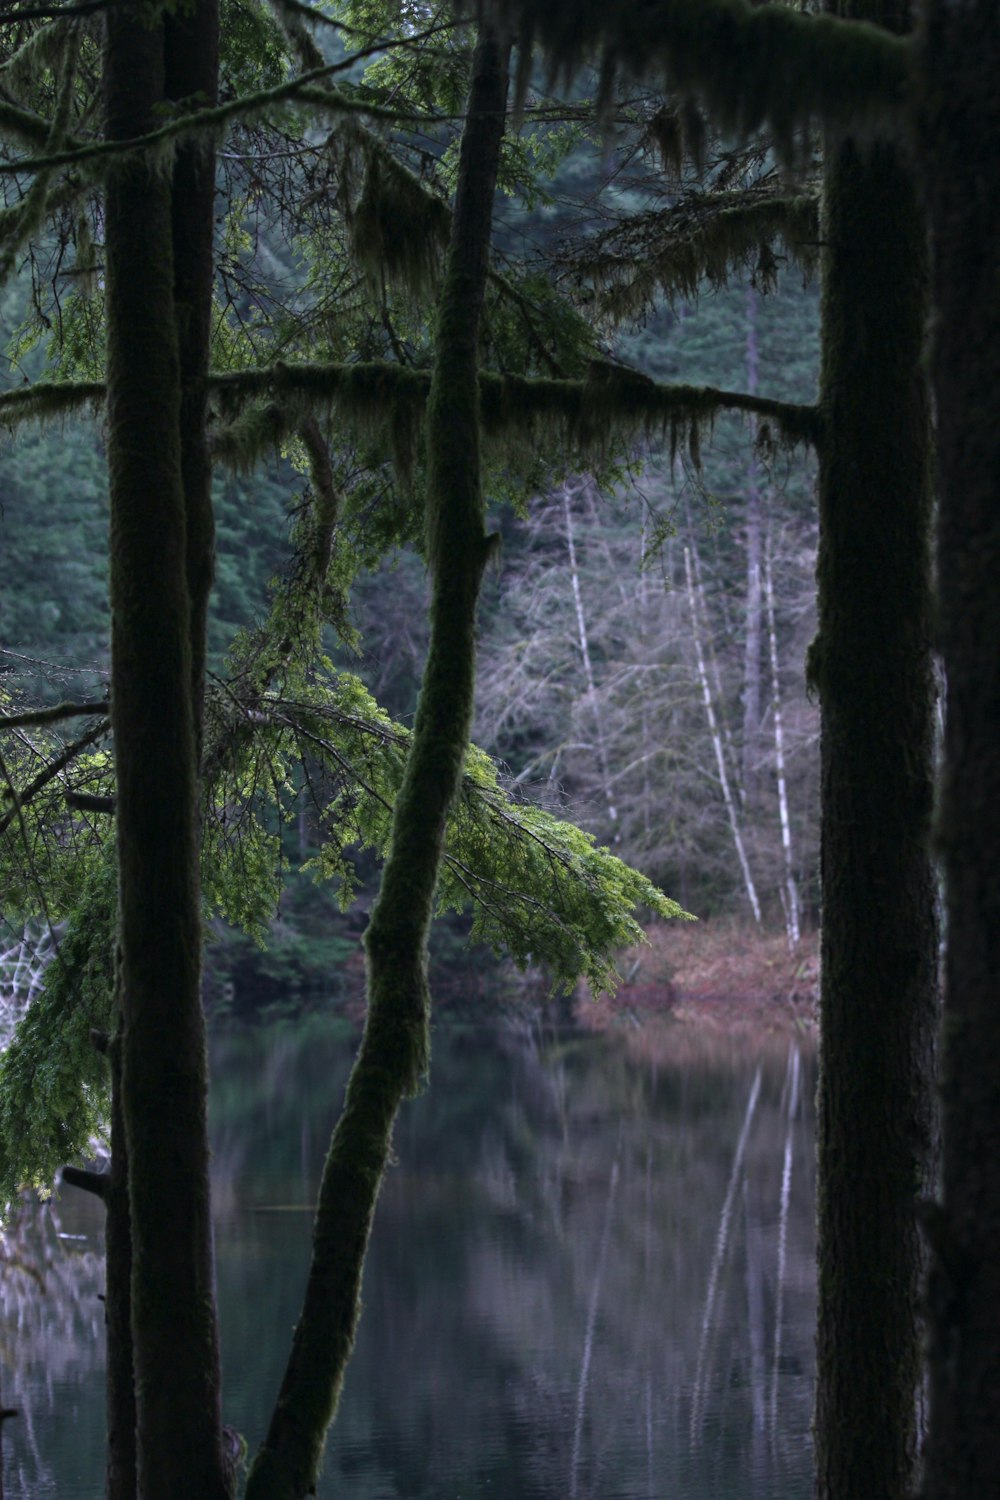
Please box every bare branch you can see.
[0,698,108,728]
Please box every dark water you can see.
[1,1016,816,1499]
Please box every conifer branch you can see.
[0,718,109,834]
[0,53,448,177]
[0,97,59,152]
[569,190,820,318]
[0,378,105,424]
[0,698,108,728]
[473,0,910,148]
[2,0,111,20]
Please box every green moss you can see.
[576,191,820,320]
[475,0,909,153]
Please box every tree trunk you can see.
[562,480,619,836]
[742,285,764,806]
[919,5,1000,1495]
[244,27,510,1500]
[104,1029,137,1500]
[684,544,762,924]
[104,9,228,1498]
[764,530,800,947]
[812,5,939,1491]
[164,0,220,755]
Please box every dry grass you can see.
[581,916,819,1041]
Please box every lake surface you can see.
[1,1016,816,1499]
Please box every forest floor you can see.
[580,916,819,1041]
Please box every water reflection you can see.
[2,1018,816,1499]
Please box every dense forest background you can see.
[0,252,820,1010]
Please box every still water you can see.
[1,1017,815,1499]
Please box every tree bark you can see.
[742,285,764,806]
[919,5,1000,1495]
[812,5,938,1492]
[104,8,228,1498]
[104,1029,137,1500]
[164,0,220,756]
[244,27,510,1500]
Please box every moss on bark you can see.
[104,6,228,1498]
[919,4,1000,1494]
[244,27,510,1500]
[812,8,938,1496]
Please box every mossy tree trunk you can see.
[165,0,220,755]
[812,5,938,1497]
[104,1027,136,1500]
[244,26,510,1500]
[104,7,228,1499]
[919,5,1000,1494]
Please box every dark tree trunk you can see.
[919,4,1000,1495]
[104,8,227,1499]
[244,27,509,1500]
[812,7,939,1497]
[104,1030,136,1500]
[164,0,219,755]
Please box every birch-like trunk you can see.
[764,528,800,947]
[562,481,619,837]
[684,545,761,925]
[742,285,764,806]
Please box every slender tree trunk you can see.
[244,28,510,1500]
[104,9,228,1499]
[812,5,938,1491]
[684,544,761,924]
[764,530,800,947]
[562,481,619,836]
[742,285,764,806]
[919,5,1000,1495]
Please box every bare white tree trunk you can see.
[570,1152,620,1500]
[690,1066,762,1442]
[685,543,762,925]
[764,527,801,946]
[562,482,620,838]
[688,532,743,792]
[769,1044,801,1444]
[743,286,764,805]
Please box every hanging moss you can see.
[572,190,820,320]
[0,377,104,428]
[0,53,436,181]
[349,147,451,297]
[474,0,909,153]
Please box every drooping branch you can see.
[0,717,109,835]
[208,358,819,474]
[568,189,820,319]
[0,698,108,728]
[0,39,451,179]
[0,378,104,425]
[473,0,909,151]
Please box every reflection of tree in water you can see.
[320,1024,816,1500]
[0,1022,815,1500]
[0,1195,105,1499]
